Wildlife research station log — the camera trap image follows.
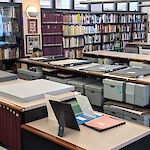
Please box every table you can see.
[127,42,150,46]
[0,79,48,150]
[83,51,150,62]
[21,115,150,150]
[18,58,150,85]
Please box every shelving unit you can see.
[41,9,147,59]
[0,3,23,70]
[41,10,63,56]
[62,12,147,58]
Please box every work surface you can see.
[127,42,150,46]
[0,80,47,111]
[83,51,150,62]
[21,116,150,150]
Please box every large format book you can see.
[80,64,127,73]
[0,79,74,102]
[84,115,125,132]
[110,67,150,78]
[49,59,89,67]
[0,70,17,82]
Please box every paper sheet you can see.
[75,94,96,118]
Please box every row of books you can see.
[84,35,101,44]
[42,24,62,34]
[121,41,129,50]
[63,37,84,48]
[43,47,63,56]
[118,14,145,23]
[102,43,114,51]
[43,36,62,45]
[64,48,83,59]
[121,33,131,41]
[85,24,139,34]
[0,6,16,18]
[133,23,145,31]
[42,12,63,23]
[63,24,139,36]
[102,34,117,42]
[63,25,84,36]
[133,32,145,40]
[63,14,84,24]
[83,45,101,52]
[63,13,146,24]
[0,47,20,60]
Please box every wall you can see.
[22,0,42,57]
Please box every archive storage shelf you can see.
[0,2,23,70]
[41,10,63,56]
[41,9,147,59]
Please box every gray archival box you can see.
[0,79,74,102]
[0,70,18,82]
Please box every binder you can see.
[16,111,22,150]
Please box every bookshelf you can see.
[0,3,23,70]
[41,10,147,59]
[41,10,63,56]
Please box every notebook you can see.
[84,115,125,132]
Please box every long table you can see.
[21,114,150,150]
[83,51,150,62]
[18,58,150,85]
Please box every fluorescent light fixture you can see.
[80,0,150,4]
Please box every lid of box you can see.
[84,82,103,92]
[135,84,150,97]
[0,70,18,82]
[67,78,96,86]
[17,69,42,76]
[103,79,125,86]
[126,82,136,95]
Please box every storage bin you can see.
[103,79,125,102]
[84,82,103,106]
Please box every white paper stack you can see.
[0,70,17,82]
[0,79,74,102]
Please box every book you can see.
[84,115,125,132]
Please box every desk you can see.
[0,79,48,150]
[83,51,150,62]
[21,116,150,150]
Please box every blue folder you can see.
[75,113,103,125]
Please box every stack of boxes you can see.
[103,78,150,126]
